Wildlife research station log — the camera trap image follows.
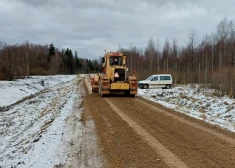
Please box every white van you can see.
[138,74,172,89]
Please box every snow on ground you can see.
[1,74,235,167]
[0,75,92,168]
[0,75,76,107]
[137,84,235,133]
[0,74,102,168]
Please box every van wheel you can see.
[166,84,171,89]
[143,84,149,89]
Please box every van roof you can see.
[152,74,172,76]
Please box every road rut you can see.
[84,93,235,168]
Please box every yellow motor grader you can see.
[91,51,137,97]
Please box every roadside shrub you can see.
[199,114,207,119]
[30,68,49,76]
[210,67,235,98]
[0,68,14,81]
[0,68,7,80]
[0,71,4,80]
[15,65,26,77]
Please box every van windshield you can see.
[146,76,153,80]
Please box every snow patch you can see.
[0,75,76,107]
[137,85,235,133]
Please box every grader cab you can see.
[91,52,137,97]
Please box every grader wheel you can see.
[98,79,103,97]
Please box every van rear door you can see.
[159,75,172,86]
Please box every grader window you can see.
[110,56,122,66]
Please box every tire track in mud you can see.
[84,77,235,167]
[136,98,235,146]
[105,98,188,168]
[108,97,235,168]
[85,93,169,168]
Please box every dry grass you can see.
[224,115,232,118]
[30,68,49,76]
[53,164,66,168]
[199,114,207,120]
[223,101,229,106]
[205,103,210,107]
[179,93,190,100]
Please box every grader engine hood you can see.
[113,68,126,82]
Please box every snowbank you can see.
[0,75,76,107]
[138,85,235,133]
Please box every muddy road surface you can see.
[83,89,235,168]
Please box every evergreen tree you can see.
[74,55,82,73]
[48,43,55,62]
[64,48,75,74]
[49,44,55,56]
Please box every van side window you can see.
[160,76,171,80]
[151,76,158,81]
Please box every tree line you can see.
[1,17,235,97]
[119,17,235,97]
[0,42,100,80]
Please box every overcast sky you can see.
[1,0,235,60]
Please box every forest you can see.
[122,17,235,97]
[0,17,235,97]
[0,42,100,80]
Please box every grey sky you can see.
[1,0,234,60]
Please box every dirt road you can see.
[83,86,235,168]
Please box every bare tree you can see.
[162,39,170,72]
[217,17,229,69]
[228,21,235,67]
[156,39,161,73]
[171,38,178,83]
[145,38,156,73]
